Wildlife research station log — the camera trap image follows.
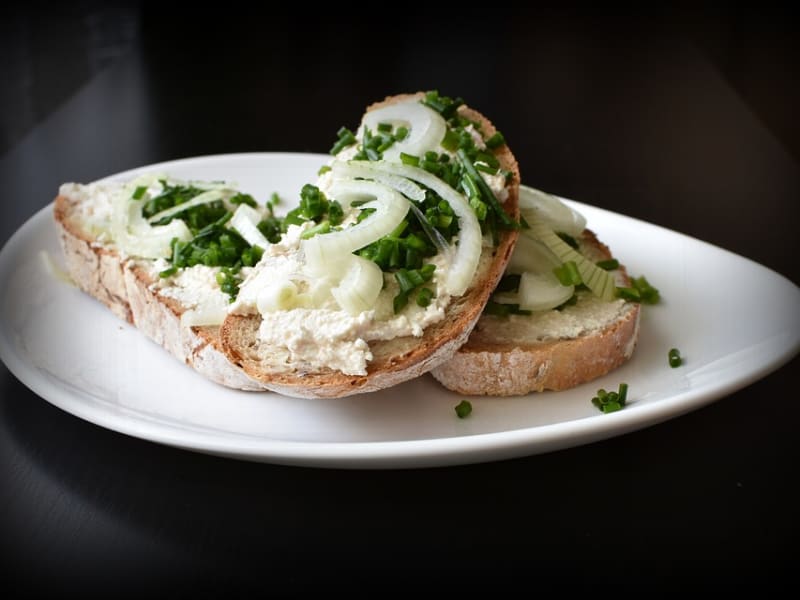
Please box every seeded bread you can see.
[431,230,640,396]
[53,194,268,391]
[220,92,521,398]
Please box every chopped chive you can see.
[365,147,381,161]
[377,139,395,153]
[416,287,434,307]
[377,122,392,132]
[395,269,416,294]
[592,382,629,413]
[454,400,472,419]
[668,348,682,368]
[400,152,419,166]
[330,127,356,155]
[455,149,515,229]
[485,131,506,149]
[616,286,641,301]
[556,232,579,249]
[441,129,460,152]
[553,261,582,286]
[300,220,331,239]
[132,185,147,200]
[474,162,499,175]
[597,258,619,271]
[632,275,660,304]
[618,383,628,406]
[318,165,332,176]
[159,266,177,278]
[394,126,409,141]
[393,291,408,313]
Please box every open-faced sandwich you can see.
[431,186,643,396]
[54,91,520,398]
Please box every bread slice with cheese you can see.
[220,92,520,398]
[55,91,520,398]
[430,228,641,396]
[54,187,268,390]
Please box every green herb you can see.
[230,193,257,208]
[216,267,242,302]
[485,131,506,149]
[454,400,472,419]
[556,232,579,249]
[668,348,682,368]
[400,152,419,166]
[592,382,629,414]
[331,126,357,155]
[422,90,464,120]
[318,165,332,176]
[416,286,434,307]
[596,258,619,271]
[616,274,660,304]
[132,186,147,200]
[553,260,582,286]
[392,264,436,312]
[455,149,516,229]
[632,275,660,304]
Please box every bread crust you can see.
[430,231,641,396]
[54,194,267,391]
[220,92,520,398]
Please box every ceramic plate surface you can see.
[1,153,798,468]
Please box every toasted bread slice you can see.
[220,92,520,398]
[53,188,267,391]
[431,230,640,396]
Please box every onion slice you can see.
[147,188,235,224]
[526,223,617,301]
[360,100,446,161]
[331,160,425,202]
[302,179,408,276]
[519,185,586,237]
[330,255,384,316]
[110,178,192,259]
[230,204,269,249]
[349,161,481,297]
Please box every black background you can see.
[1,2,798,594]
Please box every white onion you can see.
[302,179,408,276]
[519,185,586,237]
[146,188,234,224]
[331,160,425,202]
[355,161,481,297]
[111,182,192,259]
[506,232,561,275]
[527,222,617,301]
[230,204,269,248]
[494,234,574,311]
[361,100,446,161]
[330,255,384,316]
[256,279,312,314]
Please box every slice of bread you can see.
[54,189,268,391]
[219,92,520,398]
[430,230,640,396]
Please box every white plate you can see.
[1,153,798,468]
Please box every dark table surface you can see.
[2,5,798,594]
